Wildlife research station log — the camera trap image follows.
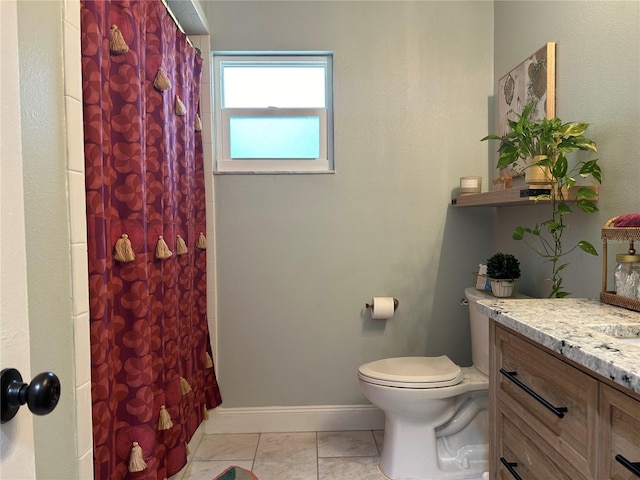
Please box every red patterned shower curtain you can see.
[81,1,221,479]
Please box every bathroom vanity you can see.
[478,298,640,479]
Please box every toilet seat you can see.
[358,355,464,388]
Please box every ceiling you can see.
[165,0,209,35]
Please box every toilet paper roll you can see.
[371,297,395,319]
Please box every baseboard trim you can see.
[204,404,384,434]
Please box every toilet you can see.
[358,287,523,480]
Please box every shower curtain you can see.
[80,1,222,479]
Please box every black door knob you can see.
[1,368,61,423]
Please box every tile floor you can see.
[180,430,386,480]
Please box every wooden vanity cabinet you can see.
[490,324,598,479]
[490,322,640,480]
[599,384,640,479]
[495,401,589,479]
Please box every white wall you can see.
[491,1,640,298]
[203,1,494,408]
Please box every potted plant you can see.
[481,101,602,297]
[486,253,521,297]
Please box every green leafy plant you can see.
[486,252,521,280]
[481,101,602,298]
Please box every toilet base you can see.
[359,366,489,480]
[374,371,489,480]
[378,405,488,480]
[377,466,489,480]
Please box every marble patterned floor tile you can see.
[317,431,378,458]
[318,456,384,480]
[181,460,254,480]
[193,433,259,461]
[252,456,318,480]
[181,431,387,480]
[255,432,318,457]
[253,432,318,480]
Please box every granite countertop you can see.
[478,298,640,395]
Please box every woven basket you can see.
[600,217,640,312]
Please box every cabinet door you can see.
[600,384,640,479]
[495,402,588,480]
[493,326,599,478]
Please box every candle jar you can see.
[601,219,640,311]
[614,241,640,299]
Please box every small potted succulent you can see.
[486,253,521,297]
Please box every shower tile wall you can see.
[63,0,93,477]
[190,34,219,377]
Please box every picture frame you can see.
[497,42,556,177]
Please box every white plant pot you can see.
[490,279,517,298]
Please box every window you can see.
[213,54,334,173]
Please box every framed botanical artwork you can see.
[497,42,556,176]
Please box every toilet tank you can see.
[464,287,530,375]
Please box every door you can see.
[0,0,37,477]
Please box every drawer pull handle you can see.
[500,368,568,418]
[615,454,640,477]
[500,457,523,480]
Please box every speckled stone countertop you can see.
[478,298,640,395]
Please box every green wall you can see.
[205,0,639,409]
[205,1,494,407]
[491,1,640,298]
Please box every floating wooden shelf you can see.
[451,185,599,208]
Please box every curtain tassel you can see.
[175,95,187,116]
[153,67,172,91]
[180,377,192,395]
[128,441,147,473]
[114,234,135,263]
[155,235,173,259]
[194,114,202,132]
[109,25,129,55]
[158,405,174,431]
[176,235,188,255]
[203,404,210,420]
[205,352,213,369]
[196,232,207,250]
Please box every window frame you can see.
[213,53,334,174]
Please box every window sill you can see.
[214,170,336,175]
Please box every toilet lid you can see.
[358,356,463,388]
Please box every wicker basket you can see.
[600,217,640,312]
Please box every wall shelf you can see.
[451,185,599,208]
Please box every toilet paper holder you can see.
[365,298,399,311]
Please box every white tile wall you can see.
[76,382,93,459]
[65,97,87,173]
[68,169,88,243]
[74,312,91,387]
[192,35,219,371]
[63,0,93,477]
[78,450,94,480]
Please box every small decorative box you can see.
[492,176,513,192]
